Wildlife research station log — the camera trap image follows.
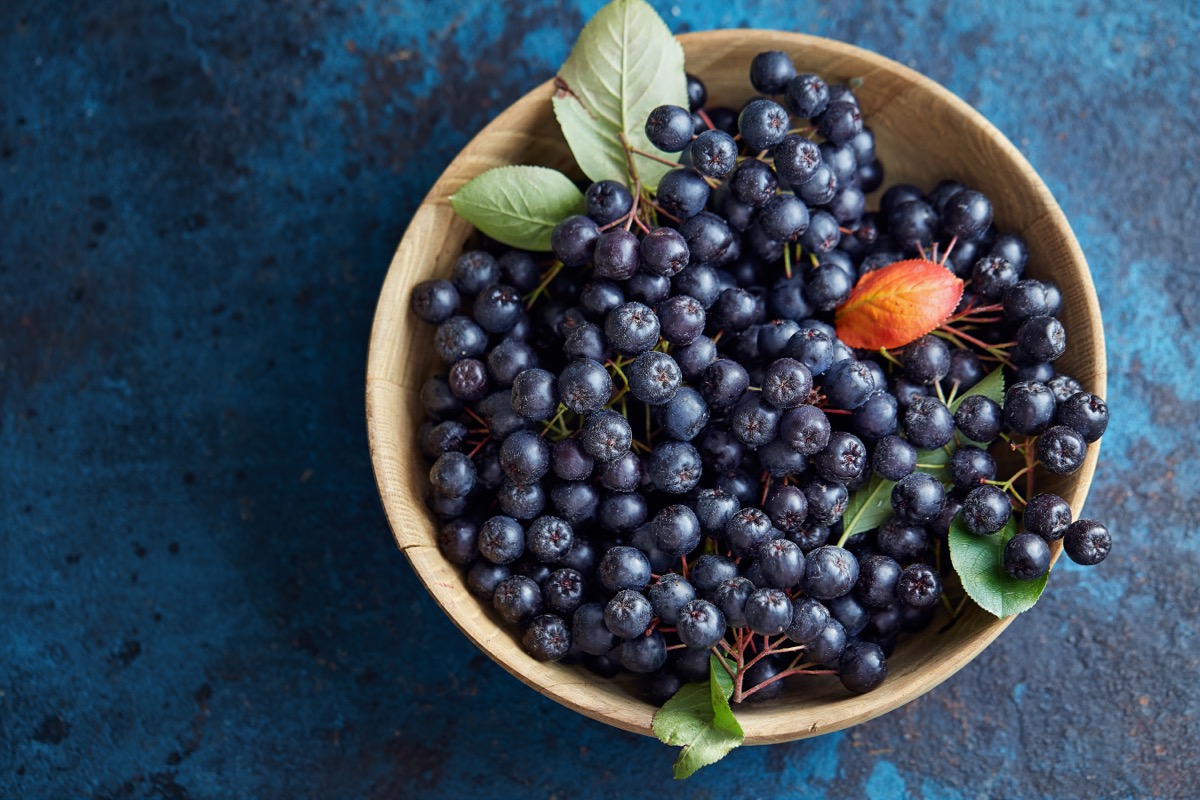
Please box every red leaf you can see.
[835,259,964,350]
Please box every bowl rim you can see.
[366,28,1106,744]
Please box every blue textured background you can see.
[4,1,1199,797]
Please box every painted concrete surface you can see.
[3,1,1198,797]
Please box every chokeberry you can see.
[744,588,794,636]
[955,394,1002,443]
[523,614,571,662]
[657,168,710,220]
[902,335,951,385]
[700,358,751,411]
[803,545,860,600]
[452,250,501,296]
[499,430,550,484]
[1024,493,1072,540]
[605,589,654,639]
[691,129,739,178]
[1036,425,1088,475]
[891,472,945,524]
[823,358,877,410]
[1015,315,1067,364]
[904,396,956,449]
[817,101,863,146]
[961,484,1012,535]
[877,518,929,562]
[750,50,797,94]
[856,554,903,608]
[646,104,695,152]
[647,440,703,494]
[1003,381,1057,435]
[543,568,585,615]
[411,279,461,324]
[676,599,726,649]
[972,254,1020,301]
[429,451,476,499]
[897,563,941,610]
[814,431,867,483]
[647,573,696,625]
[619,632,668,673]
[803,477,849,525]
[730,158,779,207]
[738,98,790,150]
[1004,533,1051,580]
[853,390,899,442]
[839,641,888,694]
[950,445,997,492]
[759,538,807,589]
[551,215,601,268]
[1063,519,1111,565]
[785,73,829,118]
[942,189,994,240]
[493,575,543,624]
[598,545,651,592]
[1056,391,1108,443]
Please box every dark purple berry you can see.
[1004,533,1051,580]
[1024,493,1072,540]
[1063,519,1111,565]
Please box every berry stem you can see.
[877,347,902,368]
[599,210,635,231]
[738,666,837,701]
[712,647,737,680]
[941,235,959,266]
[783,244,792,279]
[628,146,682,169]
[645,198,682,224]
[540,403,569,436]
[605,385,630,410]
[617,132,641,188]
[467,435,492,458]
[695,108,716,131]
[524,261,565,310]
[945,382,960,409]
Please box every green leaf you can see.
[950,366,1005,413]
[841,475,897,539]
[448,165,586,250]
[552,0,687,190]
[841,445,955,544]
[652,656,744,780]
[949,513,1048,618]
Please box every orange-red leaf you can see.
[835,259,964,350]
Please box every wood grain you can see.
[365,30,1107,745]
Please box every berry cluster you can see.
[410,52,1110,703]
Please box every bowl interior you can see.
[366,30,1106,744]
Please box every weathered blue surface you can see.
[3,1,1198,797]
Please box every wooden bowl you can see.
[366,30,1106,744]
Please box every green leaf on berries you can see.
[950,366,1005,413]
[552,0,687,190]
[842,447,954,539]
[448,166,586,251]
[949,513,1048,618]
[841,475,896,539]
[653,656,744,780]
